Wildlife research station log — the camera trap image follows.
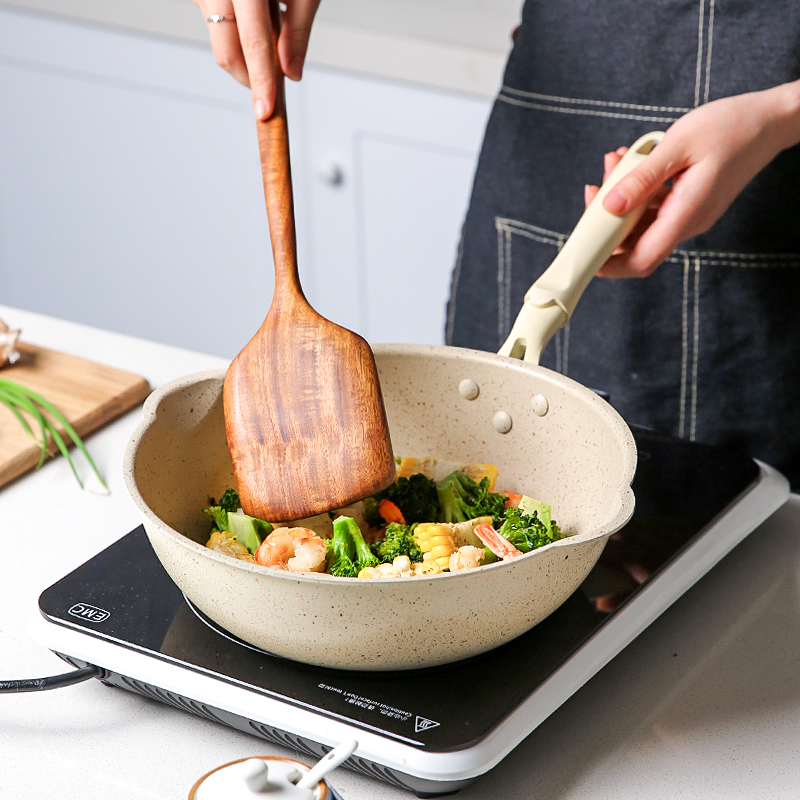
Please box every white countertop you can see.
[0,0,521,96]
[2,303,800,799]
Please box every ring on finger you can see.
[207,13,236,22]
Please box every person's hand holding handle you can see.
[498,131,665,365]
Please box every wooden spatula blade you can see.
[224,309,395,522]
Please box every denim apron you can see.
[447,0,800,488]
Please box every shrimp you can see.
[448,545,485,572]
[255,527,327,573]
[474,523,523,560]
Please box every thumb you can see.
[602,137,684,216]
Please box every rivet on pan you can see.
[531,394,549,416]
[459,379,480,400]
[493,411,512,433]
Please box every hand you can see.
[584,81,800,277]
[193,0,321,120]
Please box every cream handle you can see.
[497,131,665,364]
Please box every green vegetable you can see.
[202,488,242,532]
[227,511,272,554]
[518,495,553,533]
[328,516,378,576]
[371,522,423,564]
[203,504,230,532]
[365,473,441,525]
[0,376,106,490]
[328,516,357,577]
[202,488,270,554]
[218,488,241,513]
[497,507,564,553]
[436,471,506,524]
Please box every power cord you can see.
[0,664,104,693]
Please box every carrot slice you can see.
[500,491,523,508]
[379,499,406,525]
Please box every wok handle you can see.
[497,131,665,364]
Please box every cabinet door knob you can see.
[316,159,345,186]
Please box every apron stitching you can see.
[676,249,800,259]
[505,226,513,336]
[555,329,562,373]
[445,225,465,346]
[501,221,800,265]
[497,93,678,123]
[501,227,561,247]
[690,257,701,441]
[667,256,800,268]
[703,0,716,104]
[679,255,690,439]
[498,217,565,244]
[694,0,706,108]
[496,219,506,345]
[500,86,692,114]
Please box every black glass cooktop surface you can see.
[39,426,760,752]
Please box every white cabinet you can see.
[294,69,491,344]
[0,7,492,356]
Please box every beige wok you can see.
[123,134,662,671]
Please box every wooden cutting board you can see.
[0,342,151,488]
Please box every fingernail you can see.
[616,146,627,155]
[604,187,628,214]
[584,184,592,205]
[254,98,267,119]
[603,152,615,173]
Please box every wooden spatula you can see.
[223,0,395,522]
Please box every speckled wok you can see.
[123,135,664,670]
[123,349,634,670]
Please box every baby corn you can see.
[415,523,458,570]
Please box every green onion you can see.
[0,377,107,490]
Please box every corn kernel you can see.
[429,544,453,560]
[358,567,379,579]
[427,535,453,549]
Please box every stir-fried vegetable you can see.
[202,489,272,554]
[202,465,564,579]
[327,515,378,576]
[436,471,506,524]
[364,472,440,525]
[371,523,422,564]
[202,488,242,531]
[496,504,564,553]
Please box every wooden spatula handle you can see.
[257,0,303,306]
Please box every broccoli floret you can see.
[497,507,564,552]
[203,504,228,531]
[364,473,441,526]
[328,516,377,576]
[218,488,241,513]
[328,517,357,577]
[371,523,423,564]
[436,471,507,524]
[202,488,242,532]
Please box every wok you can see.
[124,133,662,670]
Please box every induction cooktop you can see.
[31,426,789,796]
